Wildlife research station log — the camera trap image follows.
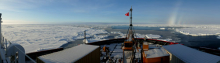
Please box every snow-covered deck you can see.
[100,42,124,63]
[144,48,169,58]
[100,42,142,63]
[38,44,99,63]
[163,44,220,63]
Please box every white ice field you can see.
[2,24,219,53]
[176,26,220,36]
[174,25,220,39]
[135,24,220,38]
[135,24,220,36]
[2,24,108,53]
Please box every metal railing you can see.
[15,46,36,63]
[1,36,12,50]
[0,36,36,63]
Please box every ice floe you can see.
[145,34,161,39]
[157,38,172,42]
[160,28,165,30]
[176,26,220,36]
[86,35,108,43]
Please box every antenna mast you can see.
[127,6,134,40]
[123,6,136,63]
[130,6,133,27]
[0,13,2,47]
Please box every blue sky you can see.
[0,0,220,24]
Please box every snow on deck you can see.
[111,53,123,59]
[144,48,169,58]
[100,42,143,63]
[163,44,220,63]
[38,44,99,63]
[100,43,124,60]
[112,49,123,52]
[111,31,162,39]
[115,46,122,49]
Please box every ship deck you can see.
[30,38,220,63]
[100,42,141,63]
[99,42,166,63]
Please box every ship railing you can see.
[0,36,36,63]
[14,46,36,63]
[0,36,12,50]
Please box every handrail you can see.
[0,36,12,49]
[15,46,36,63]
[1,35,36,63]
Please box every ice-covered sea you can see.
[2,24,108,53]
[2,24,220,53]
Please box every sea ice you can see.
[160,28,165,30]
[157,38,172,42]
[145,34,161,39]
[176,26,220,36]
[2,24,107,53]
[86,35,108,43]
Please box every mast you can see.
[127,6,134,41]
[123,6,135,63]
[130,6,133,27]
[0,13,2,47]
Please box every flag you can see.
[125,12,129,16]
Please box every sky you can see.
[0,0,220,25]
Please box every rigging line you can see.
[132,27,137,38]
[126,26,130,38]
